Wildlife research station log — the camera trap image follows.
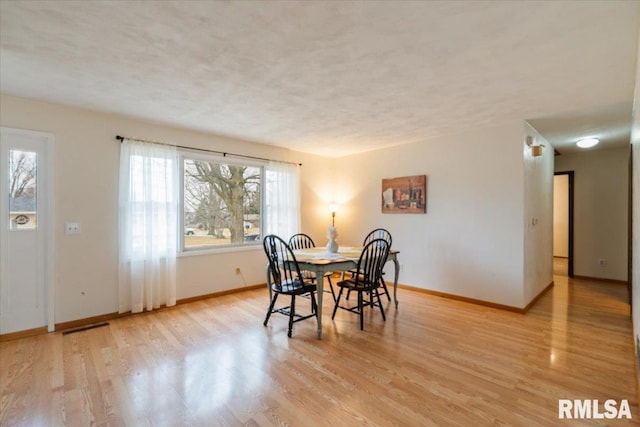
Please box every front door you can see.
[0,127,53,335]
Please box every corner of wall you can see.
[522,122,554,307]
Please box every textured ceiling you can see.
[1,1,638,157]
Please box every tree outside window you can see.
[8,150,37,230]
[183,158,261,249]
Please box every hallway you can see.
[553,257,569,277]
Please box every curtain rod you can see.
[115,135,302,166]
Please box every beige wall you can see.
[0,94,330,323]
[554,148,629,281]
[329,121,553,308]
[1,93,555,327]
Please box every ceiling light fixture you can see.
[576,138,599,149]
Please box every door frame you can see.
[554,171,574,278]
[0,127,55,333]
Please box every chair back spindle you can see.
[363,228,392,248]
[353,238,390,289]
[289,233,316,250]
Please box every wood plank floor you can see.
[1,272,637,426]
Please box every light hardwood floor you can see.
[1,272,637,426]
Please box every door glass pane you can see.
[8,150,37,230]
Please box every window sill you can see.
[178,244,262,258]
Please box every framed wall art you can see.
[381,175,427,214]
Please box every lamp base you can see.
[326,226,339,253]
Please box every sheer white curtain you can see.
[118,139,178,313]
[264,162,300,239]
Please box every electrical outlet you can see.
[65,222,81,234]
[235,267,241,275]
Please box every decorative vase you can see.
[326,226,339,253]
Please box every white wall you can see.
[523,122,554,305]
[553,175,569,257]
[555,148,629,281]
[630,25,640,364]
[328,121,544,308]
[0,94,330,324]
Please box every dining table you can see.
[266,245,400,339]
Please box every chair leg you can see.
[380,278,391,301]
[288,295,296,338]
[375,288,386,321]
[264,293,279,326]
[310,291,317,315]
[367,290,374,308]
[358,291,364,330]
[332,287,344,319]
[327,276,337,302]
[346,271,357,300]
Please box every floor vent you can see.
[62,322,109,335]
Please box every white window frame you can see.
[178,149,264,256]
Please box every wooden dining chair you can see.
[288,233,336,302]
[364,228,392,300]
[332,238,390,330]
[263,234,317,338]
[347,228,392,301]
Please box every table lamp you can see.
[326,202,339,253]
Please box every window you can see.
[128,154,177,254]
[8,150,37,230]
[182,155,262,250]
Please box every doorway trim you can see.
[554,171,574,278]
[0,127,55,333]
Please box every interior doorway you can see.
[553,171,574,277]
